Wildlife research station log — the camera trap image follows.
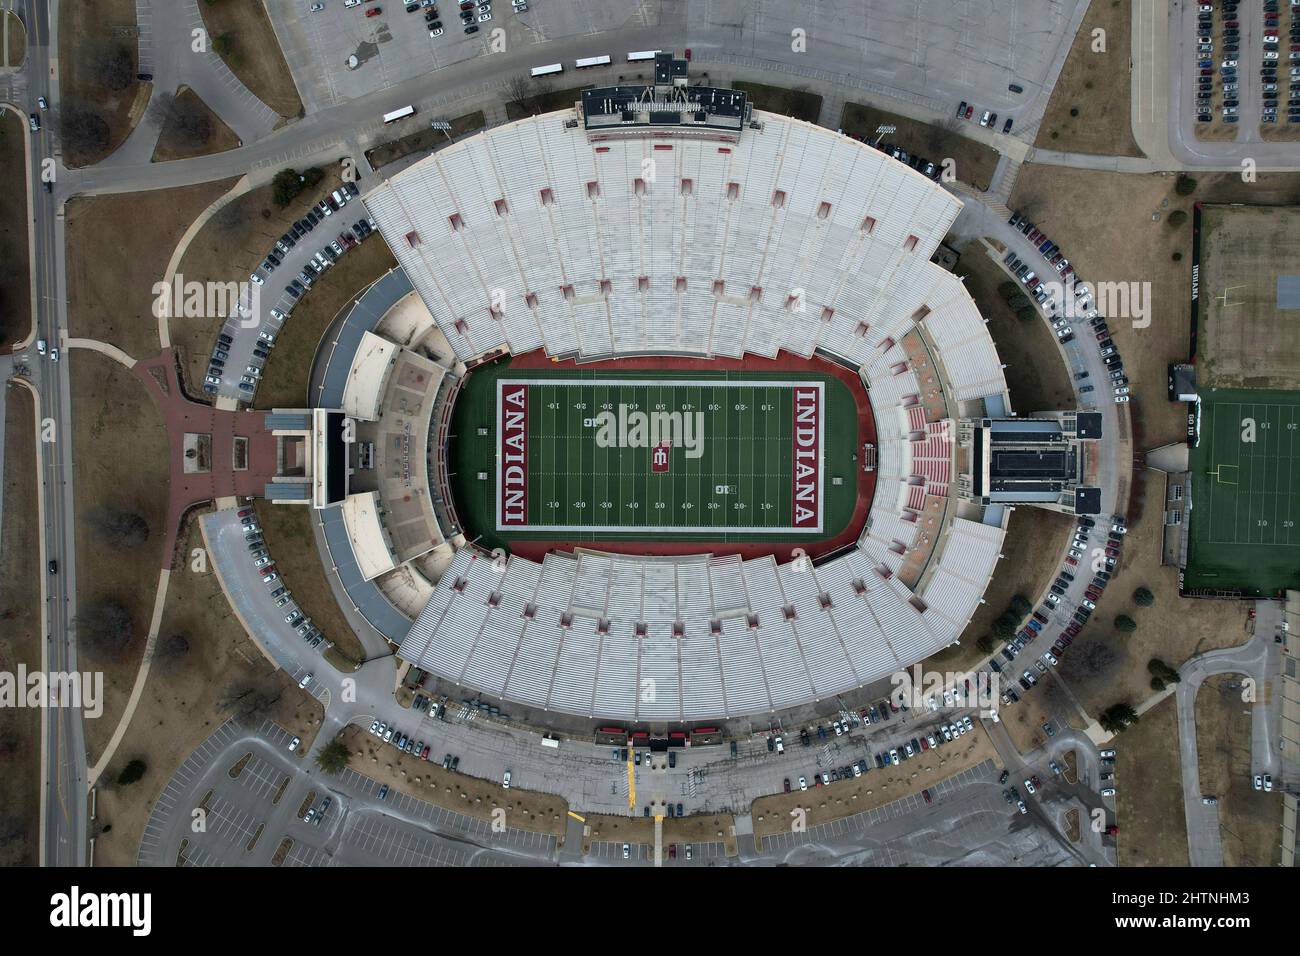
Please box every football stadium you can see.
[298,55,1023,720]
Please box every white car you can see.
[1024,778,1036,795]
[429,27,443,36]
[622,843,630,859]
[1263,774,1273,792]
[979,110,992,127]
[50,348,59,362]
[298,672,312,689]
[1264,50,1279,60]
[962,715,973,732]
[249,272,264,286]
[502,770,512,789]
[1017,799,1028,814]
[1100,787,1116,797]
[1043,651,1058,665]
[1081,599,1096,611]
[940,725,952,742]
[478,11,492,21]
[288,736,300,751]
[799,776,808,791]
[36,339,46,355]
[370,720,381,735]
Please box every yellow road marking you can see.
[567,810,585,823]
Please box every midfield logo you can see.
[651,440,671,473]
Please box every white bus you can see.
[626,50,659,62]
[530,63,564,78]
[574,54,612,69]
[383,105,416,124]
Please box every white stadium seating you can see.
[371,110,1009,720]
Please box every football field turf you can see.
[497,378,821,533]
[1185,388,1300,595]
[449,360,862,550]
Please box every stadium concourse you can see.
[322,105,1017,722]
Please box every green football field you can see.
[1185,388,1300,595]
[448,360,861,551]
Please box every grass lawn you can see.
[840,102,998,190]
[0,386,41,865]
[150,86,242,163]
[91,521,325,865]
[57,0,146,167]
[197,0,303,119]
[253,237,397,408]
[1033,0,1143,156]
[3,11,24,68]
[1194,675,1283,866]
[70,353,170,765]
[65,179,240,359]
[251,502,364,667]
[504,85,590,121]
[365,111,486,169]
[1114,696,1188,866]
[732,81,821,124]
[0,111,31,348]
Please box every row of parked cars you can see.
[955,100,1014,134]
[1006,209,1131,405]
[237,508,328,650]
[785,716,976,794]
[1255,0,1300,123]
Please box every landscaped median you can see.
[581,811,739,858]
[339,724,570,841]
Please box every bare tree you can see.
[78,600,135,659]
[147,90,213,148]
[218,679,283,721]
[58,99,111,165]
[502,73,532,108]
[89,507,151,549]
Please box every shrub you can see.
[1175,174,1197,196]
[1114,614,1137,633]
[1133,586,1155,607]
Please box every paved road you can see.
[5,0,91,868]
[1176,611,1282,867]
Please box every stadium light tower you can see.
[873,124,896,146]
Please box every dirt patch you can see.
[3,11,25,67]
[840,103,999,191]
[56,0,144,167]
[1114,696,1188,866]
[90,518,325,867]
[172,175,343,392]
[1002,672,1087,755]
[70,353,169,765]
[341,724,569,838]
[0,386,41,865]
[197,0,303,119]
[504,84,590,121]
[1197,204,1300,389]
[150,86,242,163]
[1194,674,1283,866]
[751,723,997,843]
[251,502,364,666]
[1055,469,1249,717]
[959,242,1076,412]
[253,237,397,408]
[1034,0,1142,156]
[365,111,487,169]
[65,179,240,358]
[583,811,738,856]
[0,111,31,349]
[732,81,822,123]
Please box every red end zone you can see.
[792,386,821,529]
[500,383,528,526]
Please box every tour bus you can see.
[530,63,564,78]
[382,105,416,124]
[626,50,658,62]
[574,54,612,69]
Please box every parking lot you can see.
[266,0,552,112]
[206,182,376,403]
[201,508,330,680]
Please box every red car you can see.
[964,104,973,119]
[1064,556,1079,567]
[365,6,381,15]
[922,789,932,805]
[783,778,791,793]
[238,508,254,518]
[668,844,676,859]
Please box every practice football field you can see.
[497,378,823,533]
[1185,388,1300,594]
